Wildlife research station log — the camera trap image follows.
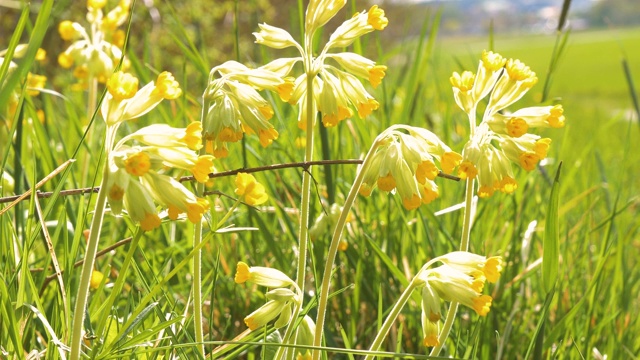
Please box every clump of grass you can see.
[1,1,639,359]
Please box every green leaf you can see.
[542,162,562,293]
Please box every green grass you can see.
[1,2,639,359]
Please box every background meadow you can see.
[1,0,639,359]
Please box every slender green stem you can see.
[69,149,111,360]
[192,97,211,358]
[296,70,315,291]
[273,300,302,360]
[429,177,475,356]
[281,68,316,353]
[311,136,384,360]
[215,199,240,229]
[193,194,205,357]
[364,281,419,360]
[81,77,98,185]
[364,257,439,359]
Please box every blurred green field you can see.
[1,2,639,359]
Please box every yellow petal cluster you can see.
[234,172,269,206]
[359,125,462,210]
[450,51,565,198]
[57,0,131,85]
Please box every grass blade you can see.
[543,162,562,293]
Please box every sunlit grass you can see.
[1,1,639,359]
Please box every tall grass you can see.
[1,1,639,359]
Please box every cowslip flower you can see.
[420,284,442,347]
[235,262,301,330]
[100,72,211,231]
[58,0,131,85]
[234,172,269,206]
[102,71,182,127]
[451,51,565,197]
[254,2,388,130]
[235,262,295,288]
[105,129,212,230]
[437,251,503,283]
[358,125,462,210]
[418,251,503,317]
[203,61,291,158]
[244,288,298,330]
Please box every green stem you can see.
[192,97,211,358]
[364,256,439,359]
[311,136,384,360]
[69,149,110,360]
[81,77,98,186]
[364,281,419,360]
[296,70,315,291]
[193,192,205,358]
[429,177,474,356]
[277,61,317,360]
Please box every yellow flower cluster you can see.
[58,0,131,86]
[102,72,211,231]
[234,172,269,206]
[419,252,503,347]
[359,125,462,210]
[235,262,300,331]
[451,51,566,198]
[203,61,292,158]
[254,4,388,129]
[1,45,47,118]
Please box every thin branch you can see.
[0,159,75,212]
[1,159,461,205]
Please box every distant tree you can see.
[585,0,640,27]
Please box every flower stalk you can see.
[311,133,385,360]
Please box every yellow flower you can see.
[102,71,181,126]
[235,262,295,288]
[26,73,47,96]
[123,180,161,232]
[242,288,299,330]
[151,71,182,99]
[90,270,107,290]
[88,0,107,9]
[367,5,388,30]
[422,264,494,317]
[450,52,564,198]
[123,151,151,177]
[106,71,139,101]
[437,251,503,283]
[235,173,268,206]
[58,20,80,41]
[253,23,301,50]
[305,0,347,36]
[359,125,461,210]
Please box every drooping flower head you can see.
[451,51,565,197]
[101,71,210,231]
[358,125,462,210]
[57,0,131,85]
[235,262,301,331]
[203,61,292,158]
[254,2,388,130]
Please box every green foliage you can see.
[1,1,639,359]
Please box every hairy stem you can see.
[429,176,474,356]
[192,97,211,358]
[311,136,384,360]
